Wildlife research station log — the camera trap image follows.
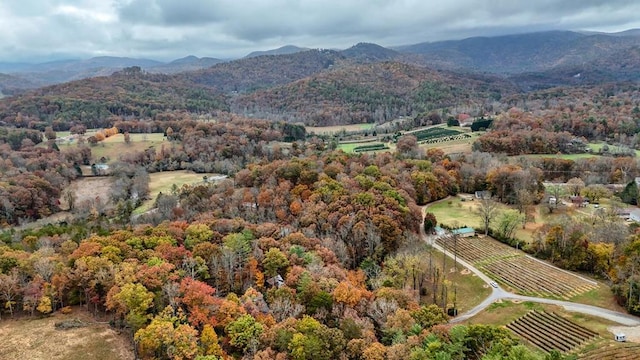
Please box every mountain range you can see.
[1,29,639,95]
[1,28,640,126]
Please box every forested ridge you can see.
[2,35,640,360]
[232,62,514,126]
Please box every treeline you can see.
[0,73,228,131]
[0,140,89,225]
[231,62,514,126]
[118,117,304,175]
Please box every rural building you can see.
[452,227,476,237]
[569,195,587,207]
[91,163,110,176]
[475,191,491,199]
[630,209,640,223]
[614,333,626,342]
[434,226,446,236]
[266,274,284,288]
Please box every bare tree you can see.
[566,177,585,196]
[476,197,499,235]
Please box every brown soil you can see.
[0,309,134,360]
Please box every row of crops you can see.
[408,127,462,142]
[353,143,389,152]
[579,342,640,359]
[435,235,598,299]
[419,133,472,144]
[507,311,598,353]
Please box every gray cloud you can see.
[1,0,639,62]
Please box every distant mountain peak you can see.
[244,45,308,58]
[340,42,399,62]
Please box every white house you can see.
[629,209,640,223]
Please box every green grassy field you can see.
[518,153,601,160]
[134,170,224,214]
[429,249,493,313]
[307,123,375,135]
[58,133,166,164]
[426,196,543,243]
[337,141,391,153]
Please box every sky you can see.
[1,0,640,62]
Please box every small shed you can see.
[452,227,476,238]
[614,333,626,342]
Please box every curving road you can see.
[422,206,640,326]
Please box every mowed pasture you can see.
[420,131,481,154]
[427,196,546,243]
[58,132,166,164]
[135,170,225,214]
[435,235,598,299]
[0,310,134,360]
[306,123,375,135]
[507,311,598,353]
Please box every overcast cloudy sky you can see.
[1,0,640,62]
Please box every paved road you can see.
[422,206,640,326]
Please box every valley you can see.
[2,26,640,360]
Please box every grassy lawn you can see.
[519,153,602,160]
[588,141,640,157]
[337,141,390,153]
[420,132,481,154]
[568,281,623,312]
[427,197,484,229]
[307,123,375,135]
[0,309,133,360]
[429,249,492,313]
[58,133,166,164]
[134,170,225,214]
[426,195,604,244]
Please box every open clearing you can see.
[468,301,636,358]
[135,170,225,214]
[429,249,492,313]
[59,133,166,164]
[420,132,480,154]
[0,310,134,360]
[427,196,541,242]
[306,123,375,135]
[435,235,599,300]
[507,310,598,353]
[61,177,115,210]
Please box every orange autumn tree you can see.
[333,270,372,308]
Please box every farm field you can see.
[518,153,601,160]
[579,342,640,359]
[134,170,225,214]
[0,310,133,360]
[506,310,598,353]
[337,141,394,153]
[58,132,166,163]
[469,301,631,357]
[62,177,115,210]
[306,123,375,135]
[420,131,481,154]
[434,235,599,299]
